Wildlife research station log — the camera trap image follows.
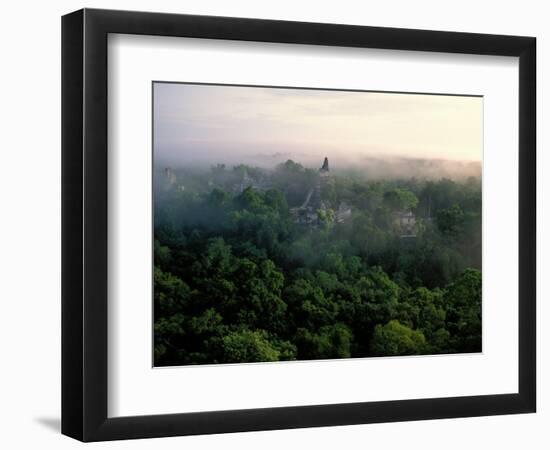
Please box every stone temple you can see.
[290,157,351,226]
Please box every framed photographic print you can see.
[61,8,536,442]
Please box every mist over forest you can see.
[155,153,481,181]
[154,156,482,366]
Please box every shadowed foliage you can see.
[154,161,481,365]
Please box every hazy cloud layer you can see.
[153,82,482,171]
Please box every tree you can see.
[370,320,426,356]
[284,278,338,330]
[295,324,353,360]
[384,188,419,211]
[154,239,171,268]
[444,268,481,353]
[264,189,289,214]
[350,212,391,258]
[272,160,319,205]
[218,329,295,363]
[154,267,222,366]
[154,267,190,317]
[356,267,400,329]
[208,187,230,207]
[317,208,335,229]
[436,203,465,237]
[231,258,288,334]
[396,287,449,353]
[235,186,264,212]
[335,266,401,354]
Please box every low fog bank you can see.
[341,156,481,180]
[156,152,481,181]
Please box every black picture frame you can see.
[61,8,536,442]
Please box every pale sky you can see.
[153,82,482,168]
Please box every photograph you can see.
[152,82,483,367]
[0,1,542,446]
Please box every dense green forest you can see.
[154,159,481,366]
